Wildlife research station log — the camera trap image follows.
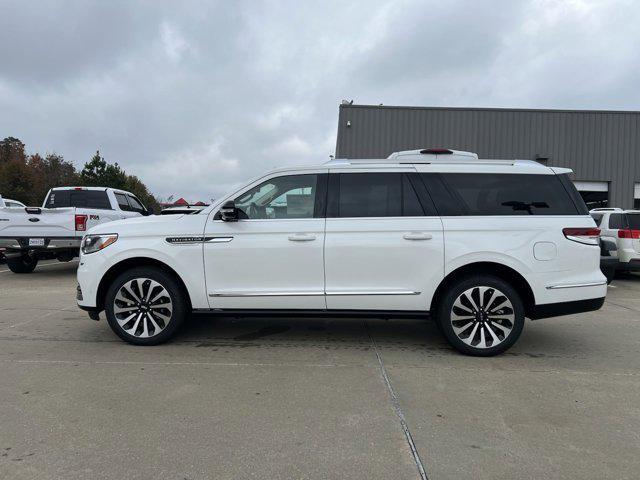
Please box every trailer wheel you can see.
[6,254,38,274]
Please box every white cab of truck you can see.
[76,148,607,356]
[0,187,149,273]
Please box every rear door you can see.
[324,169,444,311]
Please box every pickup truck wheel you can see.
[6,255,38,274]
[436,275,524,356]
[104,267,187,345]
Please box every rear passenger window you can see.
[115,193,131,211]
[424,173,580,216]
[332,173,424,218]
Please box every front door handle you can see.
[403,232,433,241]
[288,233,316,242]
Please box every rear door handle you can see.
[288,233,316,242]
[403,232,433,241]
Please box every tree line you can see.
[0,137,160,212]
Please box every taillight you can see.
[618,229,640,239]
[75,214,88,231]
[563,227,600,245]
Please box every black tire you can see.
[6,254,38,274]
[104,266,188,345]
[435,275,525,356]
[602,266,615,284]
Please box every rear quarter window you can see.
[422,173,582,216]
[590,213,604,226]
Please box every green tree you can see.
[79,150,161,212]
[80,150,127,188]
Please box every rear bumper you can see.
[617,258,640,271]
[529,296,605,320]
[0,236,80,253]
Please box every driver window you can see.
[234,174,317,219]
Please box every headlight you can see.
[81,234,118,254]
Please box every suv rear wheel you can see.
[104,267,187,345]
[436,275,525,356]
[6,254,38,274]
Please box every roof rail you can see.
[387,148,479,160]
[590,208,623,212]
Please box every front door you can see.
[204,171,328,310]
[324,170,444,311]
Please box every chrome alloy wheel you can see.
[113,278,173,338]
[450,286,515,349]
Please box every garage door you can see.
[573,181,609,209]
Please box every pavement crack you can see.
[605,300,640,314]
[365,320,428,480]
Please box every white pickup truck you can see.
[0,187,149,273]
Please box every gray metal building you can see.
[335,104,640,209]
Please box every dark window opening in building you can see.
[579,191,608,209]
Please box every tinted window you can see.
[234,174,318,219]
[45,190,70,208]
[429,173,580,216]
[337,173,401,217]
[590,213,603,226]
[126,195,146,213]
[45,190,111,209]
[627,214,640,230]
[402,174,424,216]
[115,193,130,211]
[331,173,424,218]
[609,213,625,229]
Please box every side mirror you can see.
[142,209,152,216]
[220,200,238,222]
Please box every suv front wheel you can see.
[104,267,187,345]
[436,275,525,356]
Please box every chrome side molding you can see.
[209,290,420,297]
[546,280,607,290]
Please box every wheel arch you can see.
[430,262,536,318]
[96,257,192,312]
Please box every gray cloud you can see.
[1,0,639,202]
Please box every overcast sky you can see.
[1,0,639,202]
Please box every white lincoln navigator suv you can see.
[77,149,606,356]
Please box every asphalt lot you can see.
[1,261,639,480]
